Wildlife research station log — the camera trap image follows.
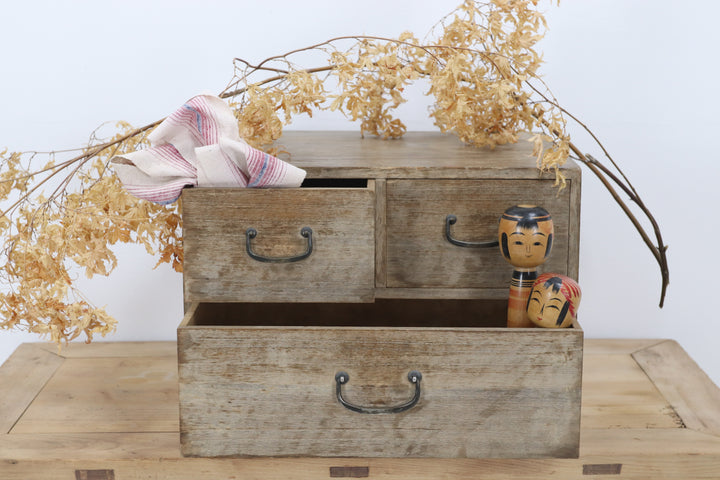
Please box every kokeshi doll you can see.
[498,205,554,328]
[527,273,582,328]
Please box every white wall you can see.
[1,1,718,387]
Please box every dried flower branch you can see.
[0,0,668,345]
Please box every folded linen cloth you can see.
[111,94,306,204]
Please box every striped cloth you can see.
[111,94,306,204]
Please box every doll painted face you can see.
[499,205,554,269]
[526,273,581,328]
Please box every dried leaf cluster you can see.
[225,0,572,183]
[0,0,669,346]
[0,123,182,344]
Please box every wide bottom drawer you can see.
[177,301,583,458]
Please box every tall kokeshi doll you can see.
[498,205,554,328]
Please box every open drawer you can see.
[177,301,583,458]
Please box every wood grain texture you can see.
[0,432,179,459]
[582,354,685,429]
[4,455,720,480]
[183,131,580,299]
[2,340,720,479]
[182,186,375,303]
[176,132,586,459]
[633,340,720,436]
[582,339,665,355]
[580,428,720,456]
[32,341,178,358]
[374,178,387,287]
[274,131,581,181]
[567,169,582,282]
[0,344,63,434]
[374,287,509,300]
[11,355,179,434]
[178,305,583,458]
[385,179,576,289]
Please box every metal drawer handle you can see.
[334,371,422,414]
[445,214,499,248]
[245,227,313,263]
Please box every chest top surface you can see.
[274,131,580,180]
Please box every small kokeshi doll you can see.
[498,205,554,328]
[527,273,582,328]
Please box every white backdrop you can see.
[1,1,718,386]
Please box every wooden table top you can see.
[1,339,719,479]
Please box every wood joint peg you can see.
[583,463,623,475]
[329,466,370,478]
[75,470,115,480]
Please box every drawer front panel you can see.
[182,187,375,302]
[386,179,574,289]
[178,314,582,458]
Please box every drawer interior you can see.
[300,178,368,188]
[184,299,509,328]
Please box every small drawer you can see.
[182,182,375,303]
[177,301,583,458]
[385,179,576,291]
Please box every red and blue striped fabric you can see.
[111,94,305,204]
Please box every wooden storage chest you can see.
[178,131,583,458]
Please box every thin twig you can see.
[1,121,161,220]
[233,57,290,75]
[569,147,669,307]
[528,86,670,306]
[524,77,639,197]
[220,66,335,100]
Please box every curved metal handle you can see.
[245,227,313,263]
[445,214,499,248]
[334,371,422,414]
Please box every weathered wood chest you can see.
[177,131,583,458]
